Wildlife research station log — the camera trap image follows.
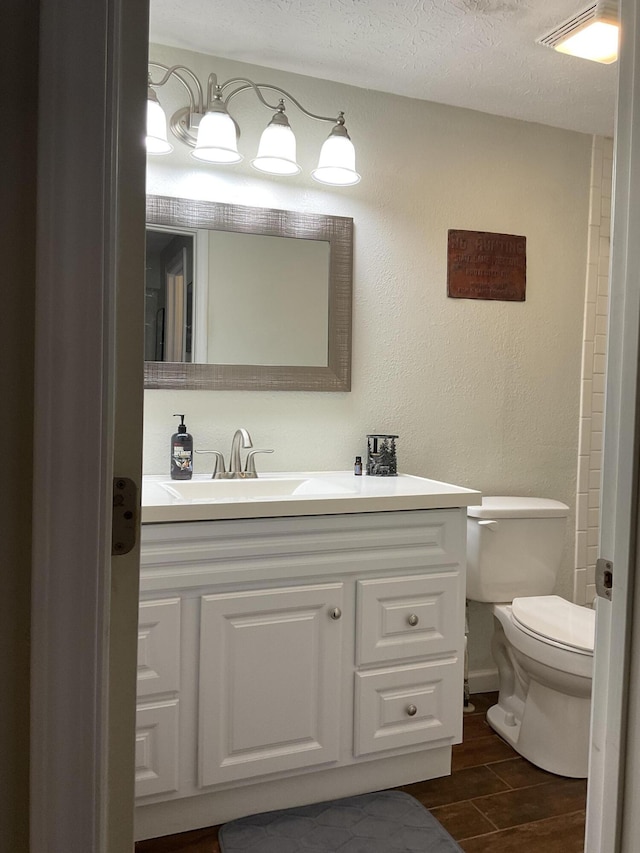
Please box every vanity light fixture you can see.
[147,62,361,186]
[536,0,619,64]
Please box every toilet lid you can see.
[511,596,595,652]
[467,497,570,519]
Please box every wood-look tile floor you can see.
[135,692,586,853]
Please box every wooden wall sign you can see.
[447,229,526,301]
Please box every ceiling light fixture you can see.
[536,1,619,64]
[147,62,361,186]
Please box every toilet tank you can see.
[466,497,570,603]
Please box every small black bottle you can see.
[354,456,363,476]
[170,414,193,480]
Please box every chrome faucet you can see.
[195,428,274,478]
[229,428,253,475]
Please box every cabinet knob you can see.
[406,704,418,717]
[407,613,419,627]
[329,607,342,620]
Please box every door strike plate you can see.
[112,477,138,556]
[595,557,613,601]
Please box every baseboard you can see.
[468,668,499,694]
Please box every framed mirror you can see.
[144,195,353,391]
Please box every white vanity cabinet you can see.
[134,507,467,840]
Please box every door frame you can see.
[30,0,148,850]
[30,1,640,852]
[586,0,640,849]
[599,0,640,848]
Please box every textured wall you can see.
[574,136,613,607]
[144,44,592,672]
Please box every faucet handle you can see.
[244,449,274,477]
[194,450,227,479]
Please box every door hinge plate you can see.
[112,477,138,556]
[595,557,613,601]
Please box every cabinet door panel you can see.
[199,583,344,787]
[135,700,179,798]
[354,659,461,756]
[137,598,181,697]
[356,573,461,665]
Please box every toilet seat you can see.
[493,603,594,679]
[511,595,595,655]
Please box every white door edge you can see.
[30,0,147,850]
[612,3,640,849]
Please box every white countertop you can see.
[141,471,481,523]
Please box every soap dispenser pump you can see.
[170,414,193,480]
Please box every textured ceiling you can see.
[149,0,617,136]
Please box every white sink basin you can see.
[161,475,360,502]
[161,478,310,501]
[142,471,481,523]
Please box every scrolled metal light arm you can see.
[218,76,343,125]
[148,62,204,115]
[149,65,346,146]
[146,61,361,185]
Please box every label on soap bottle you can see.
[171,445,193,475]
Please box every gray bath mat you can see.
[218,790,464,852]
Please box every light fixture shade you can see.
[251,115,301,176]
[538,0,619,64]
[312,125,361,186]
[192,110,242,164]
[555,20,618,63]
[146,95,173,154]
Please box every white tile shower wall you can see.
[574,136,612,606]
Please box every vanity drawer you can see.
[356,573,461,665]
[354,659,461,756]
[137,598,181,697]
[135,699,180,798]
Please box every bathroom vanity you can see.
[135,472,480,840]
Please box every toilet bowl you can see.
[489,596,594,778]
[466,497,596,778]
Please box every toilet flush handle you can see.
[477,520,499,531]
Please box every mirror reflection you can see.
[145,230,194,363]
[145,228,330,368]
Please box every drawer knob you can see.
[407,614,419,627]
[406,704,418,717]
[329,607,342,620]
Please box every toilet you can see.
[466,496,596,778]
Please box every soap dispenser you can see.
[170,414,193,480]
